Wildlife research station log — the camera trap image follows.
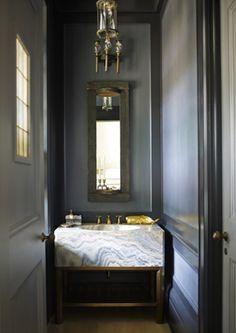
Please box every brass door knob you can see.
[212,231,229,242]
[40,232,55,242]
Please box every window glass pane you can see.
[17,99,24,128]
[23,131,27,157]
[23,105,28,131]
[24,77,28,102]
[17,128,24,157]
[16,36,30,159]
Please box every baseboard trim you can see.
[168,281,198,333]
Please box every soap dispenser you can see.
[65,209,75,224]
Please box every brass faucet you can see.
[116,215,122,224]
[106,215,112,224]
[96,216,102,224]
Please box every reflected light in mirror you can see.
[96,121,120,190]
[102,96,112,111]
[87,81,129,201]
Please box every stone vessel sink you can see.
[79,224,141,231]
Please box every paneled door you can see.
[0,0,47,332]
[221,0,236,332]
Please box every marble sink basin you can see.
[79,224,141,231]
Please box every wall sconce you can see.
[94,0,122,73]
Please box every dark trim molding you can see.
[197,0,222,333]
[173,237,198,272]
[46,0,64,320]
[163,227,199,330]
[53,0,167,16]
[162,214,199,254]
[169,281,198,333]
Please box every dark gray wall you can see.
[162,0,198,243]
[161,0,199,332]
[64,23,154,214]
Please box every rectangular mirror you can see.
[87,81,129,201]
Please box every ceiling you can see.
[54,0,162,14]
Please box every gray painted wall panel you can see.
[162,0,198,231]
[161,0,199,331]
[173,250,198,313]
[64,23,152,212]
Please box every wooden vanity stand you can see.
[55,266,164,324]
[54,224,165,324]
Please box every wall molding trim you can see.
[162,214,199,255]
[173,236,198,272]
[169,280,198,333]
[197,0,222,332]
[9,215,40,237]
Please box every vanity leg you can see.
[56,269,63,324]
[156,267,164,324]
[64,270,68,300]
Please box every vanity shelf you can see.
[56,267,164,324]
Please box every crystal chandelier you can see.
[94,0,122,73]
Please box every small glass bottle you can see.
[66,209,75,225]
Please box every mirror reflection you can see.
[87,81,129,202]
[96,90,121,191]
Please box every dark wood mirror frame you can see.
[87,81,130,202]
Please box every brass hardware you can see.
[96,55,99,73]
[116,40,122,73]
[116,215,122,224]
[95,41,101,73]
[106,215,112,224]
[96,216,102,224]
[95,0,122,73]
[40,232,55,242]
[213,231,229,242]
[104,39,110,72]
[126,215,160,225]
[156,268,164,323]
[116,53,120,73]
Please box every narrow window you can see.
[16,36,30,160]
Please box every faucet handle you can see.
[96,216,102,224]
[106,215,112,224]
[116,215,122,224]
